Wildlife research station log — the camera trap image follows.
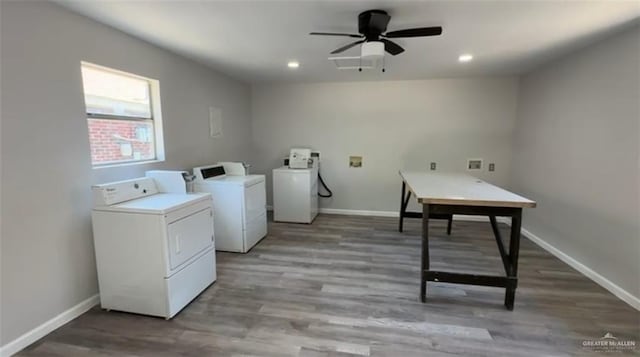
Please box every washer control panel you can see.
[92,177,158,206]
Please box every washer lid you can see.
[273,166,313,174]
[93,193,211,214]
[201,174,265,187]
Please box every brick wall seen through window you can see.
[81,62,163,166]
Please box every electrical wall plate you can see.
[430,162,437,170]
[349,156,362,168]
[467,159,483,171]
[488,163,495,172]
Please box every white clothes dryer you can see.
[91,177,215,319]
[193,164,267,253]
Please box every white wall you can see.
[251,78,519,212]
[511,25,640,303]
[2,2,637,352]
[0,1,252,347]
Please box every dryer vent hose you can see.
[318,173,333,198]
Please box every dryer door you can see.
[167,208,214,272]
[244,212,267,252]
[244,180,266,222]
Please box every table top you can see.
[399,171,536,208]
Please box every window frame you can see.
[81,61,165,168]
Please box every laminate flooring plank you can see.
[17,214,640,356]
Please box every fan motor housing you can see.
[358,9,390,38]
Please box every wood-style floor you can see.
[20,214,639,356]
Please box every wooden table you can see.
[398,171,536,310]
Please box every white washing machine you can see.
[193,164,267,253]
[91,177,215,319]
[273,161,319,224]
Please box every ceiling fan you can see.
[310,9,442,56]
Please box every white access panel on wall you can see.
[209,106,222,138]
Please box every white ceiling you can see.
[56,0,639,84]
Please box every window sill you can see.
[92,159,165,170]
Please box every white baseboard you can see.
[268,205,508,223]
[518,227,640,311]
[319,208,398,217]
[0,294,100,357]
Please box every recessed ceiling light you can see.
[458,54,473,63]
[287,61,300,69]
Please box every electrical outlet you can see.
[430,162,436,170]
[488,163,495,172]
[467,159,483,171]
[349,156,362,168]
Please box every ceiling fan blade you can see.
[330,40,365,54]
[380,39,404,56]
[310,32,362,38]
[385,26,443,38]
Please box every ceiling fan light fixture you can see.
[361,41,385,59]
[311,9,442,58]
[458,54,473,62]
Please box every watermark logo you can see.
[582,332,636,353]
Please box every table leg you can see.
[421,203,430,302]
[505,209,522,310]
[399,181,406,232]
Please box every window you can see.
[81,62,164,166]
